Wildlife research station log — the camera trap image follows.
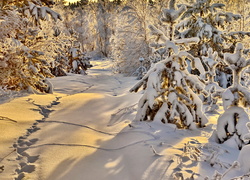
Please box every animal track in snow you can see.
[13,96,61,179]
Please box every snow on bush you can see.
[175,0,250,88]
[25,1,62,25]
[216,106,249,148]
[130,0,208,129]
[212,43,250,149]
[0,36,54,93]
[237,122,250,173]
[69,48,92,75]
[0,0,62,93]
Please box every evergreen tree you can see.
[175,0,250,88]
[0,0,61,93]
[130,0,208,129]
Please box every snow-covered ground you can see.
[0,59,248,180]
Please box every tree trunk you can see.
[232,69,241,88]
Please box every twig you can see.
[150,145,162,156]
[0,116,17,123]
[231,173,250,180]
[0,149,16,163]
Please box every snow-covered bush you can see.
[50,55,68,77]
[176,0,250,88]
[130,49,208,129]
[39,3,94,77]
[132,57,147,80]
[38,7,92,76]
[33,17,70,77]
[0,0,61,93]
[202,48,219,86]
[23,1,62,25]
[0,37,54,93]
[69,47,92,75]
[212,43,250,149]
[130,0,208,129]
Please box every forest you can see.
[1,0,250,179]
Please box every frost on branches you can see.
[0,0,61,93]
[130,1,209,129]
[111,1,151,75]
[176,0,243,57]
[24,1,62,25]
[0,37,53,93]
[43,6,93,77]
[211,43,250,149]
[175,0,250,88]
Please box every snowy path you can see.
[0,59,151,180]
[0,59,242,180]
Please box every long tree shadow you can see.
[24,92,210,180]
[30,122,206,180]
[40,120,116,136]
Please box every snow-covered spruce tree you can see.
[176,0,250,88]
[130,1,208,129]
[202,48,219,87]
[0,0,61,93]
[42,24,71,77]
[69,46,92,75]
[0,37,54,93]
[212,43,250,149]
[147,0,187,66]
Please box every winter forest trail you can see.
[0,59,145,180]
[0,59,231,180]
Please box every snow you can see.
[194,57,205,75]
[221,89,234,110]
[70,48,78,58]
[166,40,179,54]
[161,4,186,23]
[224,43,243,65]
[0,59,250,179]
[238,145,250,173]
[153,102,169,124]
[215,106,250,148]
[174,37,200,45]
